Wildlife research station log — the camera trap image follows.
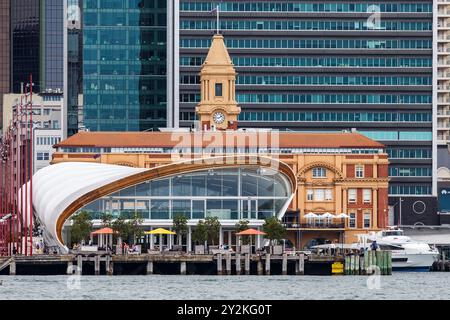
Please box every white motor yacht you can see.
[355,227,440,271]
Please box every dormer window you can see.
[215,83,223,97]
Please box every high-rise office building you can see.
[11,0,41,93]
[41,0,65,92]
[178,0,437,225]
[81,0,178,132]
[0,0,10,130]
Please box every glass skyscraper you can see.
[11,0,41,93]
[178,0,436,225]
[41,0,64,91]
[82,0,168,131]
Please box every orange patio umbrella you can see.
[236,228,267,236]
[91,227,115,235]
[236,228,267,252]
[91,228,116,248]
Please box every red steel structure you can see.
[0,75,34,256]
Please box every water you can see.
[0,273,449,300]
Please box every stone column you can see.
[219,227,223,247]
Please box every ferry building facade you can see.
[35,34,389,252]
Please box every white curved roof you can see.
[33,162,147,252]
[33,157,297,253]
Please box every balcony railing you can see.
[282,222,345,229]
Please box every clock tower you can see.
[195,34,241,130]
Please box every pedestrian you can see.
[330,241,336,255]
[370,240,379,252]
[12,247,17,255]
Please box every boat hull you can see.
[391,253,439,271]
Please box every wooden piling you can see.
[180,261,187,275]
[257,259,263,276]
[387,251,392,275]
[376,251,382,274]
[226,254,231,275]
[244,254,250,275]
[344,256,349,275]
[146,261,153,275]
[282,253,288,275]
[349,255,354,275]
[236,254,241,275]
[265,254,271,275]
[360,256,365,275]
[9,259,16,276]
[76,255,82,275]
[105,255,113,275]
[364,251,369,274]
[94,255,100,275]
[217,254,223,275]
[355,254,360,275]
[67,261,73,275]
[298,254,305,275]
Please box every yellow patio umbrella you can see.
[144,228,176,235]
[144,228,176,252]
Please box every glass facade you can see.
[0,0,10,120]
[181,2,432,13]
[182,74,432,86]
[77,167,292,221]
[238,111,432,123]
[181,38,432,50]
[181,93,432,104]
[181,20,432,31]
[181,56,432,68]
[12,0,41,93]
[83,0,167,131]
[179,0,433,196]
[41,0,64,91]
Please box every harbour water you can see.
[1,273,450,300]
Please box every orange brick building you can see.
[50,33,389,249]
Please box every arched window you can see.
[312,167,327,178]
[77,167,292,221]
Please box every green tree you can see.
[235,219,250,245]
[100,213,113,228]
[205,216,221,246]
[111,215,143,243]
[111,216,130,241]
[70,211,93,245]
[262,217,286,245]
[128,213,144,243]
[173,214,189,246]
[192,220,208,245]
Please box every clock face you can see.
[213,112,225,124]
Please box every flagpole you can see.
[216,5,219,34]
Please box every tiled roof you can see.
[56,131,385,149]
